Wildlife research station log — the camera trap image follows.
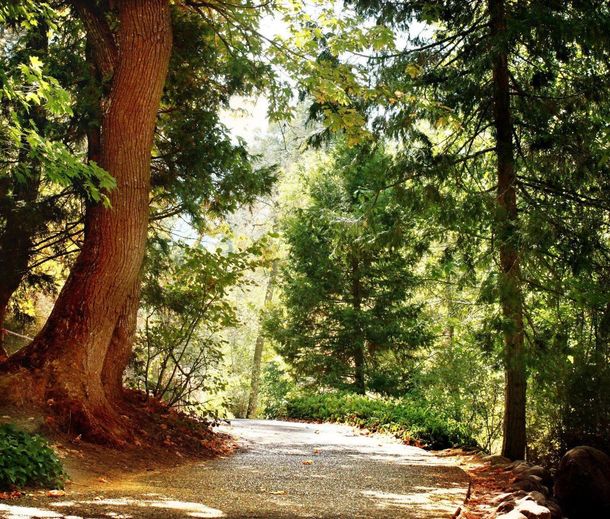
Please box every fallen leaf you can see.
[46,490,66,498]
[302,460,314,465]
[0,491,23,500]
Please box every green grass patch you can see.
[0,424,66,490]
[282,391,478,450]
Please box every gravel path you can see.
[1,419,469,518]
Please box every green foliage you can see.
[260,361,297,418]
[276,391,477,450]
[288,0,610,461]
[527,300,610,464]
[151,8,277,226]
[413,343,504,452]
[0,9,116,202]
[268,142,430,393]
[0,424,65,490]
[130,237,265,410]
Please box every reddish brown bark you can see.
[489,0,527,460]
[0,0,172,444]
[103,278,141,403]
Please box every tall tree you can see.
[247,259,278,418]
[269,144,428,394]
[488,0,525,461]
[1,0,173,443]
[326,0,610,459]
[1,0,278,442]
[0,5,113,358]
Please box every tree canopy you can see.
[0,0,608,472]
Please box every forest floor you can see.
[0,400,237,488]
[435,450,513,518]
[0,419,471,518]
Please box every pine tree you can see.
[269,143,428,393]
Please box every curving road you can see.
[0,419,469,518]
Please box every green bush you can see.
[260,361,297,418]
[0,424,66,490]
[280,391,478,450]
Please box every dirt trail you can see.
[1,419,470,518]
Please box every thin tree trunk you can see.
[246,261,278,418]
[0,150,41,354]
[489,0,527,460]
[0,304,9,361]
[0,213,33,358]
[351,255,366,395]
[444,272,455,349]
[0,22,48,360]
[0,0,172,444]
[595,273,610,358]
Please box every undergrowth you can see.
[0,424,65,490]
[278,391,478,450]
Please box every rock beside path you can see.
[553,445,610,519]
[493,460,561,519]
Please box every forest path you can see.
[1,419,469,518]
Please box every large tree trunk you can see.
[0,23,48,360]
[102,278,141,403]
[0,0,172,444]
[489,0,527,460]
[246,261,278,418]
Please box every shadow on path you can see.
[1,419,469,518]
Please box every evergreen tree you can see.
[269,144,429,394]
[337,0,610,459]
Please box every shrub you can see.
[260,362,297,418]
[280,391,478,450]
[0,424,66,490]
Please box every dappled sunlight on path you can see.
[0,496,225,518]
[1,419,469,518]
